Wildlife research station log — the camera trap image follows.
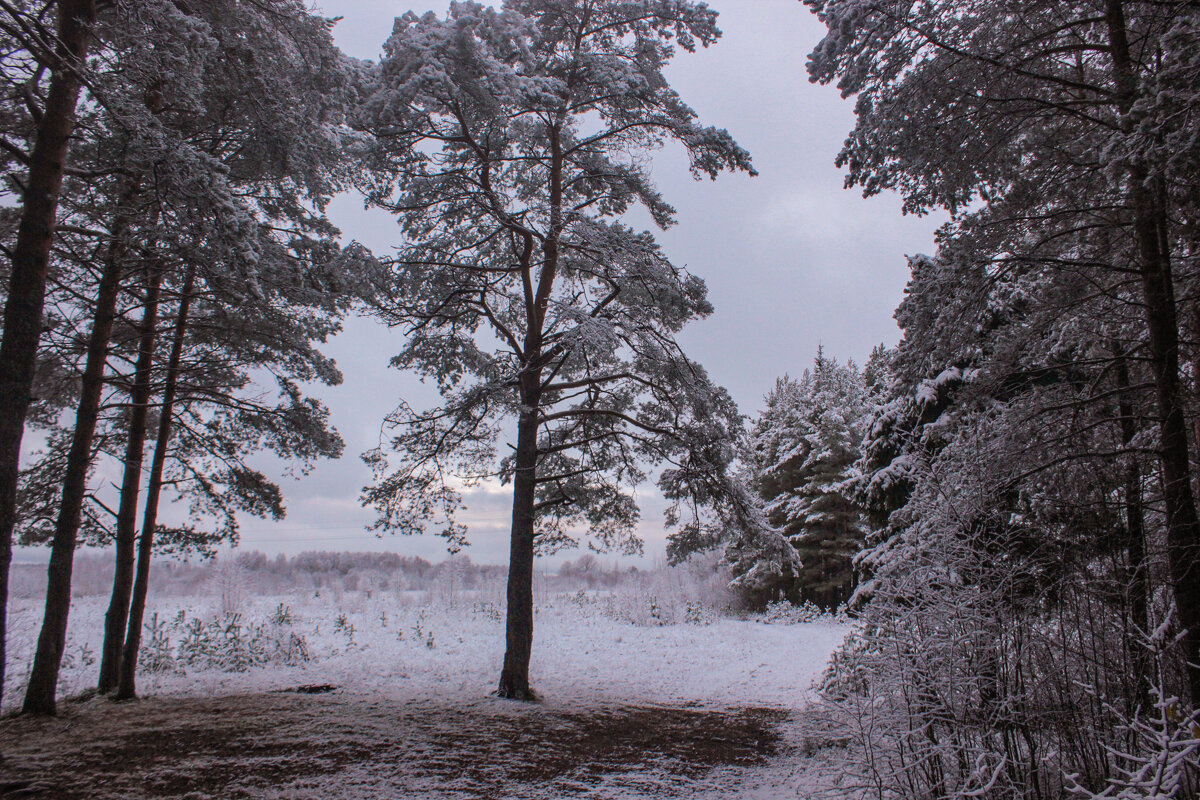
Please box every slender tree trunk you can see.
[98,262,164,694]
[22,195,137,716]
[1193,308,1200,467]
[0,0,97,712]
[497,122,565,701]
[117,266,195,701]
[1133,190,1200,706]
[1107,0,1200,707]
[1116,353,1151,710]
[498,406,540,700]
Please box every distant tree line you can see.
[236,551,438,580]
[11,549,650,598]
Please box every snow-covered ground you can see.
[6,587,849,710]
[2,586,852,798]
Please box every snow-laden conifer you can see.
[12,0,371,713]
[738,352,872,609]
[355,0,781,700]
[806,0,1200,708]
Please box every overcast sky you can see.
[32,1,945,567]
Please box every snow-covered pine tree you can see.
[102,0,366,704]
[355,0,778,701]
[0,0,99,713]
[17,0,367,714]
[739,350,871,609]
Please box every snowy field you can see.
[2,575,852,798]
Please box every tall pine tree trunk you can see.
[98,261,164,694]
[1116,353,1150,710]
[0,0,97,711]
[498,124,562,701]
[1131,188,1200,706]
[23,191,138,716]
[117,265,194,701]
[498,405,540,700]
[1106,0,1200,706]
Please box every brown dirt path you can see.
[0,691,789,799]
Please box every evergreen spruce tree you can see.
[741,350,871,609]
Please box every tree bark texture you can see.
[117,265,195,701]
[99,262,164,694]
[1132,193,1200,706]
[497,123,564,701]
[0,0,97,712]
[497,406,540,700]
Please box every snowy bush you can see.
[58,638,95,672]
[760,599,849,625]
[139,613,181,675]
[808,463,1197,800]
[1066,692,1200,800]
[472,601,503,622]
[165,610,311,673]
[1066,623,1200,800]
[684,601,713,626]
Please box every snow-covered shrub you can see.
[1066,692,1200,800]
[333,613,356,646]
[684,600,713,626]
[58,639,95,672]
[810,432,1193,800]
[269,603,294,626]
[138,613,180,675]
[1066,623,1199,800]
[472,601,503,622]
[171,610,310,673]
[760,599,849,625]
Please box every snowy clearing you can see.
[2,588,851,798]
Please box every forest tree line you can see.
[725,1,1200,798]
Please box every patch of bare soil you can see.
[0,692,789,799]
